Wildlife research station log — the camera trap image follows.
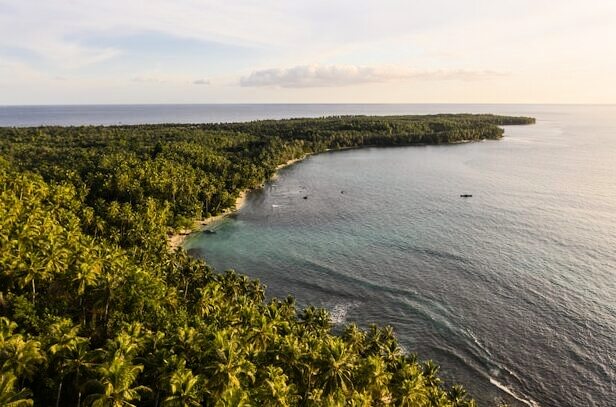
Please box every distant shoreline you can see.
[160,113,536,250]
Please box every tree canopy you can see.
[0,114,533,405]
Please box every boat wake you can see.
[489,377,540,407]
[464,329,540,407]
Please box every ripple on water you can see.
[189,106,616,406]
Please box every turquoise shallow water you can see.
[185,105,616,406]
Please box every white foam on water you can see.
[329,302,356,325]
[467,329,494,358]
[489,377,541,407]
[398,344,409,354]
[499,364,524,384]
[467,329,534,404]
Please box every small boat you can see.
[460,194,473,198]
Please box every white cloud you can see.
[0,57,47,84]
[240,64,504,88]
[131,76,167,84]
[131,73,205,85]
[412,70,507,82]
[0,0,615,103]
[240,65,406,87]
[0,0,299,69]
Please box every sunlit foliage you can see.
[0,115,533,405]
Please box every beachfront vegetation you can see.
[0,114,533,405]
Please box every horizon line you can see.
[2,102,616,107]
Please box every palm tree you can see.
[447,384,475,407]
[214,386,251,407]
[64,341,102,407]
[0,373,33,407]
[392,358,428,406]
[47,320,86,407]
[86,353,150,407]
[174,326,202,364]
[348,390,372,407]
[72,255,102,326]
[342,324,366,353]
[358,355,392,404]
[197,283,224,319]
[162,361,202,407]
[0,332,45,380]
[47,321,100,407]
[74,256,102,297]
[300,306,332,333]
[0,317,45,407]
[257,366,298,407]
[277,335,311,394]
[426,386,449,406]
[248,315,277,354]
[396,378,429,407]
[316,337,356,397]
[422,361,441,387]
[205,330,255,398]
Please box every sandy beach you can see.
[167,191,247,251]
[168,155,309,251]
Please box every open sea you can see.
[2,104,615,406]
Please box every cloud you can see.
[240,64,505,88]
[413,70,507,82]
[131,76,167,83]
[130,74,213,85]
[0,57,47,83]
[1,0,614,103]
[240,65,408,88]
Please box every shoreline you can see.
[167,155,310,251]
[166,138,495,250]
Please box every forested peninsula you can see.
[0,114,534,406]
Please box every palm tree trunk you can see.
[31,278,36,305]
[55,378,63,407]
[76,368,82,407]
[104,287,111,326]
[82,301,87,327]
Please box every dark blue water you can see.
[181,105,615,406]
[3,104,614,405]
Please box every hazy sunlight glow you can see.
[0,0,615,104]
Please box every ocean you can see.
[3,104,615,406]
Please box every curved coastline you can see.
[182,139,550,406]
[167,154,310,250]
[166,141,451,251]
[1,113,547,406]
[167,138,498,251]
[166,137,487,251]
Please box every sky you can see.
[1,0,615,104]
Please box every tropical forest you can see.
[0,114,534,406]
